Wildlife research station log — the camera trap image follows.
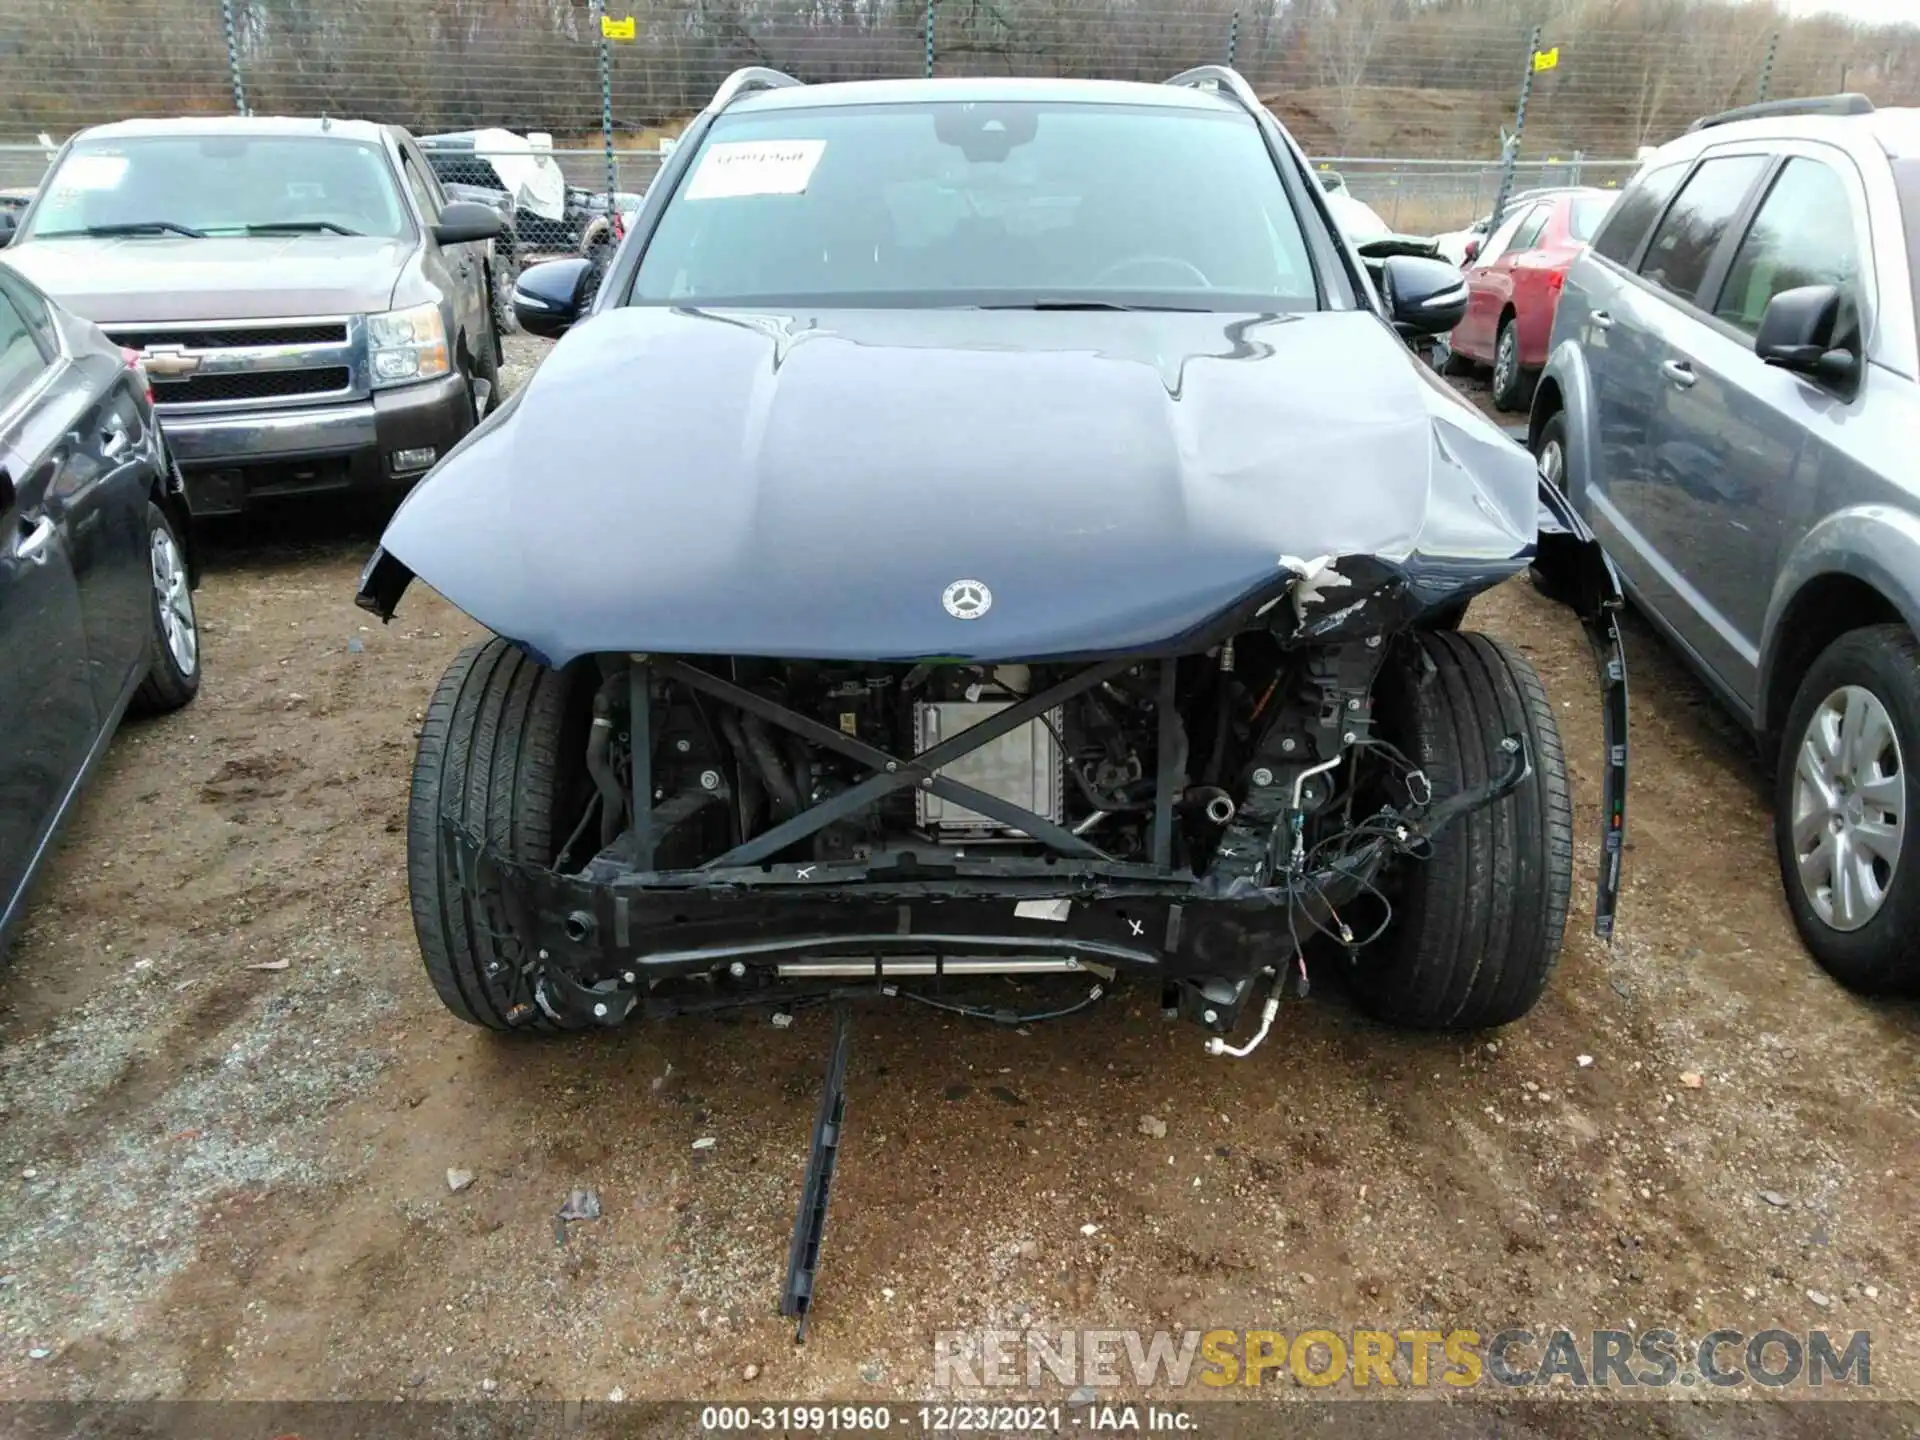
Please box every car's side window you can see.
[1509,204,1552,254]
[0,272,56,361]
[0,287,52,409]
[1475,206,1534,268]
[400,153,442,224]
[1711,158,1862,340]
[1589,162,1687,267]
[1636,154,1770,304]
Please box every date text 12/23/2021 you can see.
[698,1405,1198,1432]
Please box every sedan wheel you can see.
[131,500,201,715]
[1789,684,1903,931]
[1774,624,1920,994]
[1491,318,1533,412]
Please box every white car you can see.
[1322,189,1394,246]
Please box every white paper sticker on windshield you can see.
[685,140,825,201]
[60,154,129,191]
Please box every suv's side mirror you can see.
[0,213,15,248]
[512,257,597,339]
[1380,255,1469,336]
[1756,284,1858,386]
[431,200,504,246]
[1462,236,1481,263]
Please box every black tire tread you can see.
[407,637,581,1030]
[1356,630,1573,1029]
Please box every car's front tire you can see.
[130,501,200,715]
[408,637,594,1029]
[1774,625,1920,996]
[1349,630,1573,1029]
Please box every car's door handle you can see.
[14,514,55,562]
[1660,359,1697,389]
[1590,309,1614,329]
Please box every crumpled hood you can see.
[380,305,1536,665]
[1,235,409,322]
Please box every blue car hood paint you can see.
[379,305,1535,665]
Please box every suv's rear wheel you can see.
[1774,625,1920,995]
[1349,630,1573,1028]
[408,637,594,1029]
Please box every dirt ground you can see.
[0,334,1915,1421]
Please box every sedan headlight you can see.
[367,302,450,387]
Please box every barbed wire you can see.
[4,0,1917,162]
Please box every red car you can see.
[1447,188,1617,411]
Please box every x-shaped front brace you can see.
[650,656,1142,867]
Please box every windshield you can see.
[24,135,412,241]
[632,101,1318,311]
[1569,193,1618,243]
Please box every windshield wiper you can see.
[59,221,207,239]
[243,221,363,237]
[978,299,1209,313]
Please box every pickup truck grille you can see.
[152,368,352,404]
[104,314,367,412]
[109,322,349,350]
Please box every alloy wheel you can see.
[1790,684,1904,931]
[151,525,198,677]
[1537,435,1564,489]
[1494,326,1517,396]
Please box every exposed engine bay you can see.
[410,531,1627,1045]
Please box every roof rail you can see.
[1163,65,1266,119]
[1686,92,1874,133]
[705,66,803,116]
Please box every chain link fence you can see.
[5,0,1917,152]
[4,1,1916,260]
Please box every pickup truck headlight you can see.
[367,303,450,387]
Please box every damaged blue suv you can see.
[357,67,1627,1046]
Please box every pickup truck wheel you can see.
[1491,318,1535,412]
[489,251,519,337]
[130,501,200,715]
[468,322,500,422]
[408,637,595,1030]
[1350,630,1573,1029]
[1774,625,1920,995]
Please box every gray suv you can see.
[0,116,505,516]
[1528,94,1920,994]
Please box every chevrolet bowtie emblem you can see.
[140,346,200,379]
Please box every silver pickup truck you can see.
[0,116,504,516]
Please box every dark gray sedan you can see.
[0,262,199,951]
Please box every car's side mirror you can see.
[431,200,505,246]
[1462,236,1481,263]
[0,213,15,248]
[1756,284,1858,386]
[512,257,597,339]
[1381,255,1469,336]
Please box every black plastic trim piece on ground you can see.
[782,1004,852,1342]
[1535,471,1630,941]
